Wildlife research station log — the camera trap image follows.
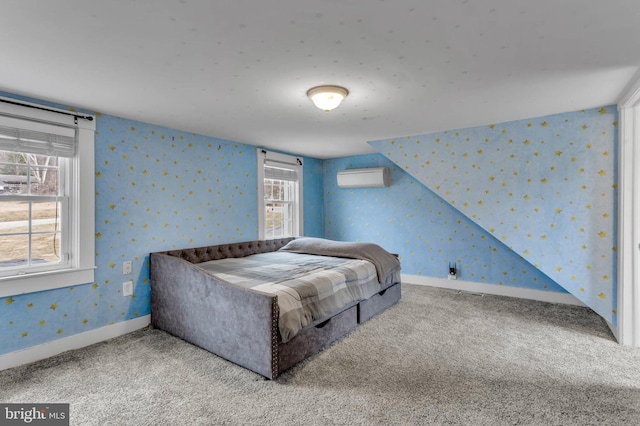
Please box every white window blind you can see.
[264,160,299,181]
[0,114,77,157]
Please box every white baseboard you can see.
[402,274,586,307]
[0,315,151,372]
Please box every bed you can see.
[149,237,401,379]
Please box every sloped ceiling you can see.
[370,106,618,323]
[0,0,638,158]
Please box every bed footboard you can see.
[150,253,280,379]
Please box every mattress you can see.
[197,251,382,342]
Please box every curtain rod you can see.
[261,149,302,165]
[0,98,94,122]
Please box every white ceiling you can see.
[1,1,639,159]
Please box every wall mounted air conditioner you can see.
[337,167,389,188]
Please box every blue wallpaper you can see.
[324,155,565,292]
[0,92,618,357]
[369,107,618,324]
[0,95,324,355]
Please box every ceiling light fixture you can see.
[307,85,349,112]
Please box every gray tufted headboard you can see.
[155,237,296,264]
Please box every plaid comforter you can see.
[198,251,381,342]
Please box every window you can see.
[0,98,95,297]
[257,149,303,239]
[264,175,295,239]
[0,151,66,274]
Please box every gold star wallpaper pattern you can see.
[0,91,618,357]
[369,106,618,324]
[0,95,324,355]
[324,155,566,292]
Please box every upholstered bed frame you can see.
[149,238,401,379]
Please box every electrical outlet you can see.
[123,261,132,275]
[123,280,133,296]
[448,262,457,280]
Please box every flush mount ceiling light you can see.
[307,85,349,112]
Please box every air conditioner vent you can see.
[337,167,389,188]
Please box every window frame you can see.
[0,97,95,298]
[257,149,303,240]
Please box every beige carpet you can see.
[1,284,639,425]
